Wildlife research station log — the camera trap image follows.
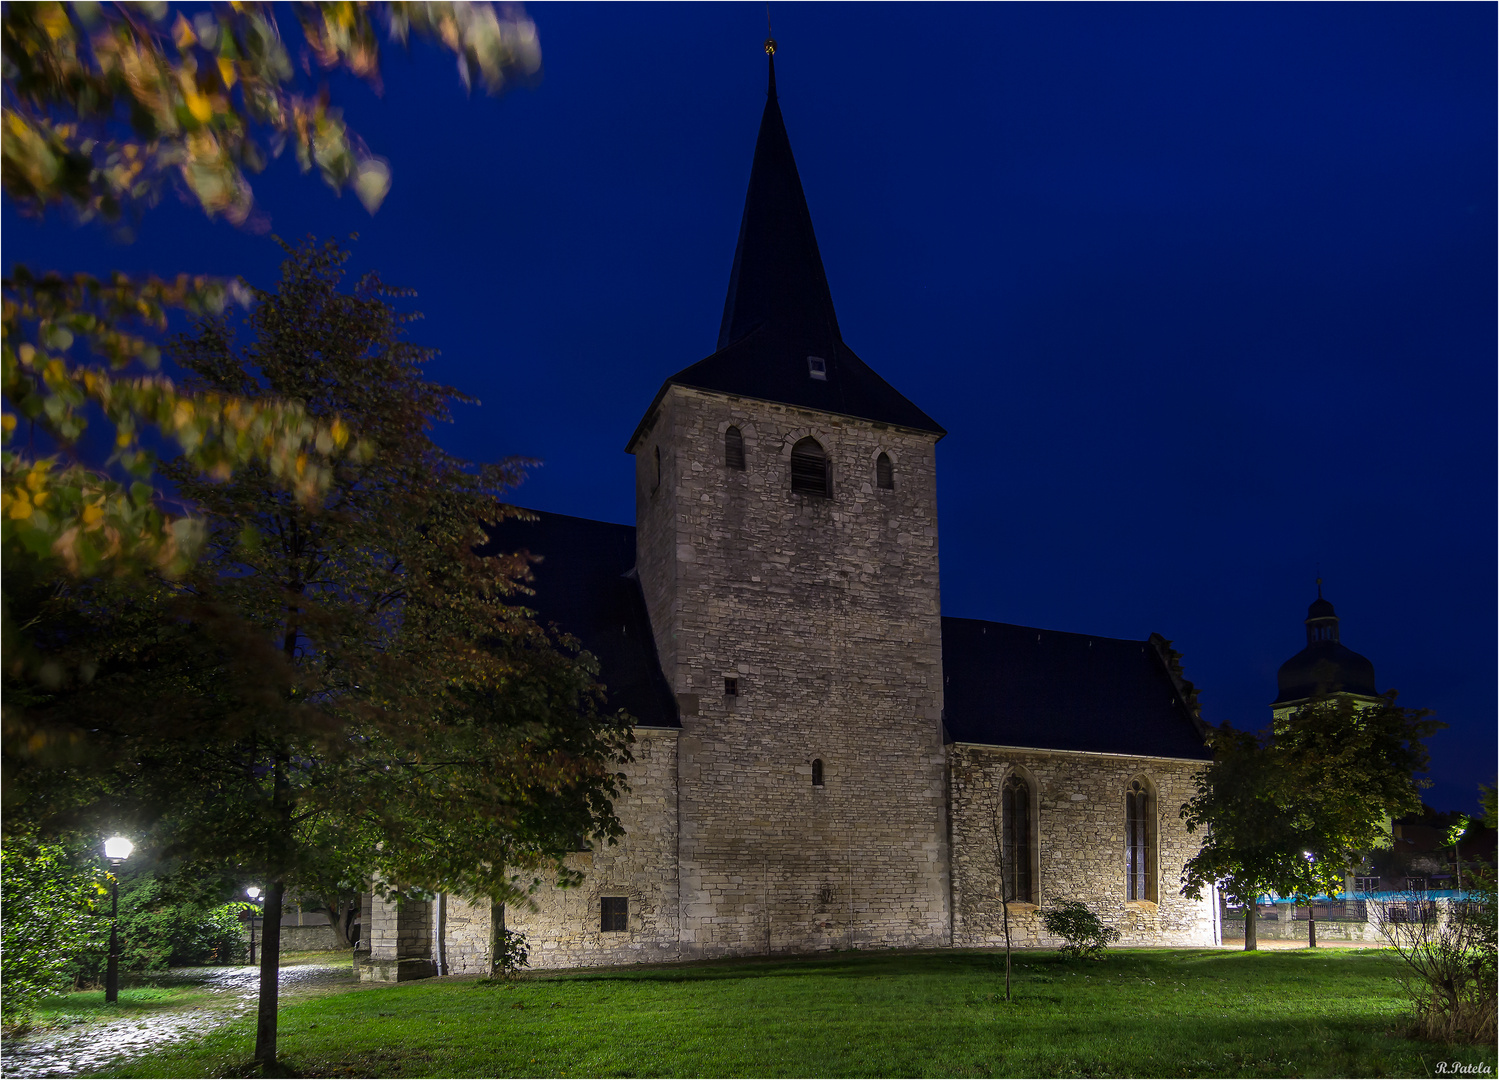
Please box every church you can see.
[358,50,1224,980]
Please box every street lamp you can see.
[245,887,263,965]
[102,836,134,1003]
[1303,851,1318,949]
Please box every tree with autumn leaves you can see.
[3,5,635,1071]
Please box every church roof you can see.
[628,58,944,450]
[1273,641,1379,704]
[480,511,1207,759]
[476,510,679,729]
[1272,589,1378,705]
[941,618,1213,760]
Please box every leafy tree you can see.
[2,1,541,576]
[1183,694,1442,950]
[0,837,109,1023]
[1181,723,1312,950]
[9,239,632,1069]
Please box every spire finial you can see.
[765,2,777,60]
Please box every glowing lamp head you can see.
[102,836,134,863]
[246,886,263,901]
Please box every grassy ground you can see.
[24,984,219,1031]
[83,947,1495,1079]
[17,950,354,1033]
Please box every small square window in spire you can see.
[807,355,827,381]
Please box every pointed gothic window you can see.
[1002,775,1032,903]
[790,437,829,497]
[812,759,824,787]
[725,426,745,470]
[1126,779,1154,901]
[876,452,894,490]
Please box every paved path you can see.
[1,963,354,1079]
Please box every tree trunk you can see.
[323,898,355,949]
[1244,903,1258,951]
[1308,909,1317,948]
[255,880,284,1067]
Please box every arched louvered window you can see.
[790,437,829,497]
[876,452,894,490]
[1002,774,1032,903]
[1126,779,1154,901]
[725,426,745,470]
[811,759,824,787]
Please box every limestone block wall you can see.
[366,894,432,961]
[949,746,1213,948]
[504,728,683,968]
[632,386,950,958]
[441,896,499,975]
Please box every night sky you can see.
[5,4,1493,812]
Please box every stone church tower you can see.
[624,51,950,954]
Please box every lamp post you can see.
[245,887,263,965]
[1303,851,1318,949]
[102,836,134,1003]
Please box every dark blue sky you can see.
[6,3,1493,811]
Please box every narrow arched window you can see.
[790,437,829,497]
[876,452,894,490]
[652,446,661,493]
[1126,779,1153,901]
[725,426,745,470]
[811,759,824,787]
[1002,775,1032,903]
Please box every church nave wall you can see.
[948,746,1214,949]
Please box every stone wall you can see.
[504,726,684,967]
[631,385,950,959]
[359,893,435,981]
[440,896,499,975]
[949,745,1214,948]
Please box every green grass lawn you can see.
[25,984,218,1031]
[96,947,1494,1079]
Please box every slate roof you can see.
[627,58,943,450]
[942,617,1213,760]
[476,511,679,729]
[1272,593,1378,705]
[477,513,1207,759]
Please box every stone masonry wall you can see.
[504,727,683,968]
[632,385,950,958]
[441,896,499,975]
[949,746,1214,947]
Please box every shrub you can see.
[494,928,530,980]
[1041,900,1121,960]
[70,875,250,982]
[0,840,109,1023]
[1375,871,1496,1043]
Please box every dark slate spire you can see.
[627,50,944,449]
[715,53,841,354]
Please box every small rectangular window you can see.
[807,355,827,381]
[1354,876,1380,894]
[600,896,628,932]
[724,677,738,697]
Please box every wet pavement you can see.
[1,963,354,1079]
